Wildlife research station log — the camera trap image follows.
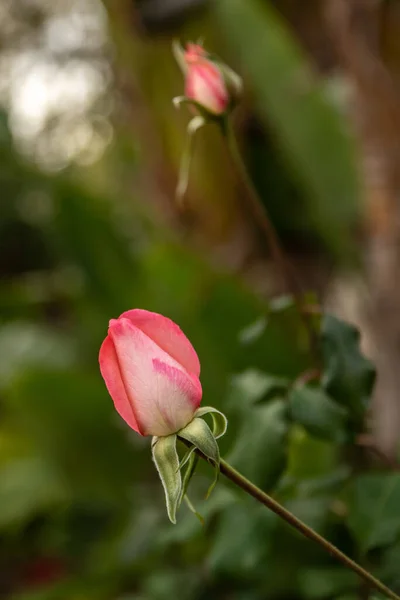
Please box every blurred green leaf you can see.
[0,322,75,391]
[286,425,339,480]
[228,399,288,489]
[321,315,376,424]
[298,567,358,599]
[227,369,289,412]
[288,384,348,442]
[378,540,400,590]
[208,502,277,576]
[347,473,400,552]
[284,495,332,532]
[215,0,361,259]
[0,456,66,529]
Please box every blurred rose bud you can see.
[184,43,229,115]
[174,41,242,117]
[99,309,202,437]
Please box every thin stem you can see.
[222,119,302,297]
[222,120,319,360]
[218,457,400,600]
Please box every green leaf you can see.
[321,315,376,424]
[298,567,358,600]
[215,0,361,260]
[378,540,400,589]
[178,417,219,465]
[227,369,289,412]
[288,384,348,442]
[208,502,277,576]
[228,399,288,489]
[286,425,339,480]
[347,473,400,551]
[152,435,181,524]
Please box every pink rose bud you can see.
[99,309,202,437]
[183,43,230,115]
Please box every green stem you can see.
[222,119,302,297]
[218,457,400,600]
[222,119,319,361]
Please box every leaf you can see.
[208,502,277,576]
[227,369,289,413]
[378,540,400,590]
[215,0,361,260]
[298,567,358,600]
[227,399,288,489]
[288,384,348,442]
[152,435,182,524]
[286,425,339,480]
[321,315,376,424]
[347,473,400,552]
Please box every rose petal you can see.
[119,309,200,377]
[109,317,201,436]
[185,62,228,114]
[99,335,143,434]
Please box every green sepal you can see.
[177,444,196,472]
[172,39,187,75]
[195,406,228,439]
[178,417,220,466]
[205,465,220,500]
[183,494,204,525]
[180,452,198,500]
[174,115,206,203]
[152,435,181,524]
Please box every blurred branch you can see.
[222,119,320,362]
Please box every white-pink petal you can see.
[108,317,201,436]
[99,335,143,434]
[119,309,200,377]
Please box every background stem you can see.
[222,119,320,360]
[223,119,302,297]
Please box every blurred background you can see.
[1,0,400,598]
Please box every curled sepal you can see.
[178,417,219,465]
[195,406,228,439]
[172,39,188,75]
[184,493,204,525]
[181,453,204,524]
[152,435,182,524]
[175,115,205,204]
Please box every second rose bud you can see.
[174,41,242,118]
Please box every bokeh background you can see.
[1,0,400,598]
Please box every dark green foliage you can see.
[321,315,376,426]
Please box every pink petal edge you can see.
[99,335,144,435]
[119,309,200,377]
